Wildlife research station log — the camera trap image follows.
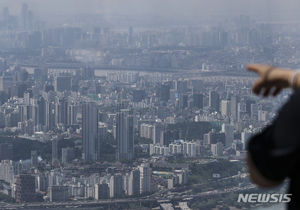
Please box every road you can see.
[0,185,257,209]
[0,177,256,210]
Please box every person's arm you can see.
[247,153,284,188]
[247,64,296,96]
[246,122,295,189]
[246,68,300,188]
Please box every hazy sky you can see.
[1,0,300,20]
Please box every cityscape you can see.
[0,1,295,210]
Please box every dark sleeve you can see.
[248,89,300,182]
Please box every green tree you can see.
[166,121,218,140]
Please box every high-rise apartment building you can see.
[222,123,234,148]
[54,77,71,92]
[3,7,9,21]
[82,103,100,160]
[133,89,146,102]
[95,181,109,199]
[241,130,253,150]
[211,142,224,156]
[15,173,35,203]
[116,107,134,160]
[221,100,230,116]
[258,110,269,122]
[175,80,187,94]
[49,185,69,202]
[0,76,14,95]
[31,150,38,167]
[188,79,203,92]
[238,101,247,121]
[46,101,55,131]
[246,99,256,115]
[193,93,203,109]
[160,84,170,102]
[128,169,140,196]
[27,10,33,30]
[110,174,123,198]
[182,141,196,157]
[209,90,220,111]
[231,96,239,121]
[62,148,74,163]
[34,68,43,80]
[139,163,150,194]
[21,3,28,30]
[0,160,22,183]
[140,124,153,139]
[179,94,188,109]
[67,104,78,125]
[52,138,58,163]
[150,144,169,156]
[152,123,165,145]
[37,97,46,126]
[37,174,48,192]
[81,67,95,78]
[55,97,68,125]
[169,143,182,154]
[250,104,258,118]
[160,129,181,146]
[128,26,133,44]
[169,89,178,104]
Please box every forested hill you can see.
[166,121,218,141]
[0,135,80,161]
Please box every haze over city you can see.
[1,1,300,21]
[0,1,295,210]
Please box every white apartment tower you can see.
[221,100,230,116]
[128,169,140,196]
[211,142,224,156]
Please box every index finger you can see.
[246,64,261,73]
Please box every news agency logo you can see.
[237,194,292,203]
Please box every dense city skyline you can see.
[0,1,294,209]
